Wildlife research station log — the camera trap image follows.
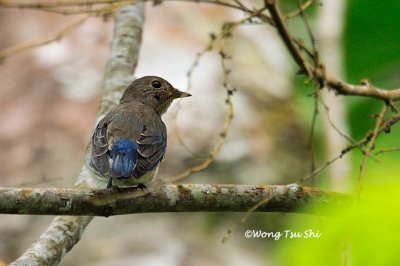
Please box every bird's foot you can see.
[106,177,113,189]
[106,177,124,191]
[106,178,147,192]
[134,183,147,190]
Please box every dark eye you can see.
[151,80,162,89]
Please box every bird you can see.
[90,76,191,188]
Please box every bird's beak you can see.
[174,89,192,98]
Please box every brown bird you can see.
[90,76,191,188]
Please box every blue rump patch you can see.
[110,139,137,178]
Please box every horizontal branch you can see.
[0,184,350,216]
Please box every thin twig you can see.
[295,0,317,58]
[38,2,128,15]
[169,43,213,158]
[307,90,319,186]
[375,147,400,155]
[167,11,277,183]
[0,0,131,8]
[222,193,273,243]
[165,28,235,182]
[284,0,316,19]
[319,97,377,161]
[263,0,400,102]
[297,0,321,186]
[299,154,342,183]
[264,0,313,76]
[299,107,400,183]
[0,15,89,61]
[0,0,245,12]
[357,105,388,193]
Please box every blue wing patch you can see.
[110,139,138,178]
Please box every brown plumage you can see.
[90,76,191,188]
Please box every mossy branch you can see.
[0,184,349,216]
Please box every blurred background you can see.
[0,0,399,265]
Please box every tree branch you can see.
[0,184,350,216]
[264,0,400,102]
[0,15,89,61]
[8,0,398,101]
[10,3,144,265]
[264,0,313,76]
[325,77,400,101]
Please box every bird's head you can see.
[120,76,191,115]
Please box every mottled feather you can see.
[89,76,190,187]
[91,103,167,180]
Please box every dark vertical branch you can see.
[264,0,313,76]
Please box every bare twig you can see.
[166,15,260,183]
[264,0,313,77]
[284,0,316,19]
[169,7,271,162]
[0,15,89,61]
[169,40,213,158]
[298,153,343,183]
[38,1,129,15]
[357,105,388,192]
[319,98,354,145]
[295,0,317,59]
[222,192,273,243]
[299,107,400,183]
[0,0,132,9]
[296,0,321,186]
[263,0,400,102]
[0,0,245,12]
[325,77,400,101]
[308,91,319,185]
[319,97,376,161]
[375,147,400,155]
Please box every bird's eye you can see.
[151,80,162,89]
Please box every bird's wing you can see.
[90,114,112,176]
[133,123,167,178]
[91,107,167,179]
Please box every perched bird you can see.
[90,76,191,188]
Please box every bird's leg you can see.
[106,177,113,188]
[135,183,147,190]
[106,177,123,191]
